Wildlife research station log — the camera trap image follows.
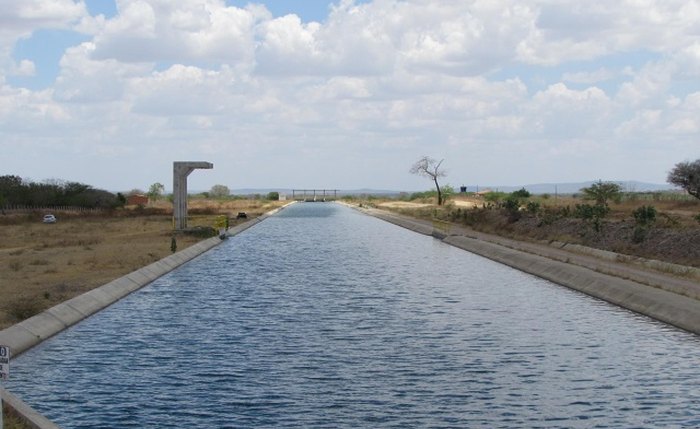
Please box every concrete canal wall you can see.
[0,203,293,428]
[352,203,700,336]
[0,204,292,357]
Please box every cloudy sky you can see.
[1,0,698,192]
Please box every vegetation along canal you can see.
[7,203,700,428]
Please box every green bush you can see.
[632,205,657,226]
[503,197,520,212]
[502,197,521,222]
[574,203,609,220]
[266,192,280,201]
[511,188,531,199]
[182,226,218,238]
[482,191,509,203]
[580,180,622,206]
[536,205,571,226]
[526,201,541,214]
[574,203,609,232]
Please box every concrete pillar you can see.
[173,161,213,230]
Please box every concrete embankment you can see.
[1,387,61,429]
[351,203,700,336]
[0,203,293,429]
[0,204,291,358]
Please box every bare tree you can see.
[410,156,447,205]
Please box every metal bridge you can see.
[291,189,339,202]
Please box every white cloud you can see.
[89,0,258,63]
[527,83,613,138]
[0,0,86,38]
[54,42,152,102]
[518,0,700,65]
[1,0,699,189]
[9,59,36,76]
[129,64,230,115]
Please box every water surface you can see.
[8,203,700,428]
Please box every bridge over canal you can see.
[291,189,339,201]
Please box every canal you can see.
[6,203,700,428]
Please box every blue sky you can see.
[1,0,698,192]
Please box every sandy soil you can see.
[378,198,482,210]
[452,199,481,208]
[378,201,432,209]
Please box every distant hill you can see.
[229,188,403,197]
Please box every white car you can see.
[42,214,57,224]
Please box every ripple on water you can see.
[7,203,700,428]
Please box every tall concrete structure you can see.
[173,161,213,230]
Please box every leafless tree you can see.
[410,156,447,205]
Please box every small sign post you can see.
[0,344,9,429]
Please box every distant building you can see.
[127,194,149,206]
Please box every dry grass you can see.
[2,411,29,429]
[353,194,700,268]
[0,199,287,330]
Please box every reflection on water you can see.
[8,203,700,428]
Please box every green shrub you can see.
[526,201,541,214]
[537,205,571,226]
[574,203,608,232]
[266,191,280,201]
[580,180,622,206]
[502,197,521,222]
[574,203,609,220]
[182,226,217,238]
[632,205,657,226]
[483,191,508,203]
[503,197,520,212]
[511,188,531,199]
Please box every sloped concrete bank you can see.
[1,387,60,429]
[351,204,700,336]
[0,203,293,428]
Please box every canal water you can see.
[6,203,700,428]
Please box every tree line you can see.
[0,175,122,209]
[411,156,700,205]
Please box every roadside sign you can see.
[0,345,9,380]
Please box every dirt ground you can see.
[378,197,481,210]
[0,199,287,330]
